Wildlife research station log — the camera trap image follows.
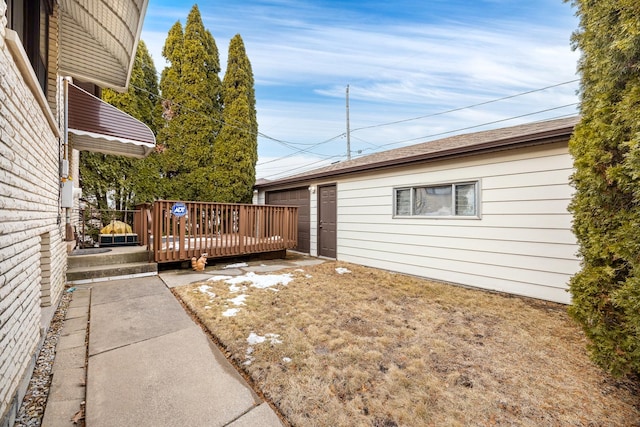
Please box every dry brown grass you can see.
[174,260,640,427]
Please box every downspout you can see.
[61,77,74,241]
[62,77,70,176]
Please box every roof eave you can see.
[255,123,575,190]
[58,0,149,92]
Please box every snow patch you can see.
[222,308,240,317]
[228,294,247,306]
[282,357,292,363]
[210,272,293,290]
[247,332,282,345]
[225,262,249,269]
[335,267,351,275]
[197,285,216,299]
[229,283,247,293]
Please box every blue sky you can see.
[141,1,580,180]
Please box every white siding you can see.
[260,142,579,304]
[334,143,578,303]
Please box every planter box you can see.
[99,233,138,247]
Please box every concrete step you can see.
[67,262,158,284]
[68,248,151,269]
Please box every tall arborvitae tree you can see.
[80,40,160,212]
[157,4,223,201]
[212,34,258,203]
[566,0,640,376]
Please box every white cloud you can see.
[142,1,580,180]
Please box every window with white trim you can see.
[394,182,478,217]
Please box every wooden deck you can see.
[147,201,298,263]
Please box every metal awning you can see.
[68,83,155,158]
[58,0,149,92]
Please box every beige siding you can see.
[283,143,578,303]
[335,142,578,303]
[0,3,67,424]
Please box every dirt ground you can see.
[174,258,640,427]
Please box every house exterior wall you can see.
[0,2,67,424]
[260,142,579,304]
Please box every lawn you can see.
[173,257,639,427]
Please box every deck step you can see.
[66,262,158,284]
[68,248,151,269]
[67,247,156,283]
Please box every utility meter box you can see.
[61,180,74,208]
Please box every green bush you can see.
[566,0,640,376]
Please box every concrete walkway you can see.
[43,255,325,426]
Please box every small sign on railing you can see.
[171,202,187,217]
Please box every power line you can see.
[378,104,578,148]
[350,79,579,133]
[260,155,343,180]
[132,57,580,165]
[256,133,346,166]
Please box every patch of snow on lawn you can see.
[282,357,292,363]
[228,283,247,293]
[197,285,216,299]
[213,272,294,290]
[250,272,293,289]
[228,294,247,306]
[224,262,249,269]
[244,347,255,365]
[247,332,266,345]
[222,308,240,317]
[247,332,282,345]
[335,267,351,275]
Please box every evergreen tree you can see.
[80,40,161,212]
[157,4,223,201]
[212,34,258,203]
[566,0,640,376]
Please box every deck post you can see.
[239,205,246,254]
[179,215,186,260]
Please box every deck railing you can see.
[151,200,298,263]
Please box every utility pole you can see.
[346,85,351,160]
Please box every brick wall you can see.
[0,1,67,424]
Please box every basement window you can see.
[394,182,479,218]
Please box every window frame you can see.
[5,0,51,94]
[393,180,481,219]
